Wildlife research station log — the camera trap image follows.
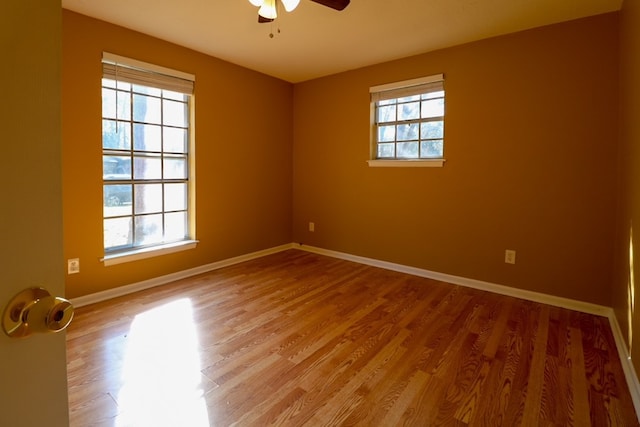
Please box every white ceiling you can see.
[61,0,622,83]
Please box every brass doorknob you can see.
[2,288,74,338]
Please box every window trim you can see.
[369,73,445,167]
[101,240,199,266]
[367,159,445,168]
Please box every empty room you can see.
[3,0,640,425]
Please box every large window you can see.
[369,74,445,167]
[101,53,195,259]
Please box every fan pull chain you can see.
[269,22,281,38]
[269,2,282,38]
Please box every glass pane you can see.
[398,101,420,121]
[377,105,396,123]
[377,143,395,158]
[133,123,162,152]
[420,140,444,158]
[102,79,116,89]
[102,88,131,120]
[133,94,161,124]
[378,125,395,142]
[422,90,444,100]
[132,84,161,96]
[397,142,419,158]
[102,120,131,150]
[397,123,419,141]
[104,217,133,250]
[103,156,131,179]
[164,127,188,153]
[421,121,444,139]
[134,184,163,214]
[165,211,187,241]
[421,98,445,119]
[102,88,115,118]
[163,90,187,102]
[397,95,420,103]
[134,214,163,246]
[378,99,396,106]
[164,157,187,180]
[165,183,187,211]
[104,184,132,216]
[103,79,131,91]
[163,99,188,127]
[133,155,162,180]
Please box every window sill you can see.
[102,240,199,266]
[367,159,445,168]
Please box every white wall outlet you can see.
[68,258,80,274]
[309,222,315,232]
[505,250,516,265]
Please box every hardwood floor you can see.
[66,250,639,426]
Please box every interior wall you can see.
[293,13,619,306]
[62,10,293,299]
[614,0,640,375]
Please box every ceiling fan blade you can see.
[258,14,274,23]
[310,0,350,11]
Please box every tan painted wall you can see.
[615,0,640,375]
[63,10,622,309]
[62,11,293,299]
[293,13,619,306]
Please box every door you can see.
[0,1,69,426]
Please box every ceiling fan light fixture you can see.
[249,0,264,6]
[281,0,300,12]
[258,0,277,19]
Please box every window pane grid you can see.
[375,91,444,160]
[102,77,190,252]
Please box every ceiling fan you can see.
[248,0,350,24]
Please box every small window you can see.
[369,74,445,167]
[101,53,195,258]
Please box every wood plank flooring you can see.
[66,250,639,426]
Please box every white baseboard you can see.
[295,243,640,419]
[294,244,611,316]
[607,310,640,417]
[70,243,296,308]
[69,241,640,419]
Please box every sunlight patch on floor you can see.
[115,298,209,427]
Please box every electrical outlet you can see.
[505,250,516,265]
[309,222,315,232]
[68,258,80,274]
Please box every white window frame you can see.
[100,53,197,265]
[368,74,446,168]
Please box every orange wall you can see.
[615,0,640,374]
[63,10,621,308]
[62,10,293,298]
[293,13,619,305]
